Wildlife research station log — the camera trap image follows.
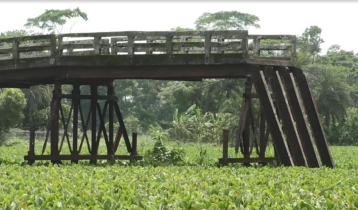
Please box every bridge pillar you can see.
[50,82,62,164]
[71,84,80,164]
[90,85,98,164]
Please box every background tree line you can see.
[0,8,357,145]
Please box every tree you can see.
[317,45,358,71]
[22,85,53,128]
[24,7,88,34]
[304,64,351,127]
[194,11,260,30]
[298,26,324,64]
[316,45,358,106]
[0,89,27,145]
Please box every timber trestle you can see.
[0,30,334,167]
[25,80,142,164]
[220,66,334,168]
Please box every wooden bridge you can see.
[0,30,333,168]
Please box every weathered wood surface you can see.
[0,30,297,72]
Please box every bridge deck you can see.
[0,30,296,86]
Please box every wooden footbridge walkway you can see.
[0,30,333,167]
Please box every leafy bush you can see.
[0,89,26,146]
[124,115,142,135]
[170,104,236,144]
[327,107,358,145]
[144,128,186,166]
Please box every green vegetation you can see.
[0,8,358,208]
[0,139,358,209]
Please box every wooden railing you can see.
[0,30,297,68]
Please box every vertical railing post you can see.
[50,34,57,59]
[253,37,260,57]
[166,33,173,55]
[94,36,101,55]
[12,39,19,64]
[204,32,212,64]
[127,34,134,56]
[110,38,118,55]
[57,36,63,57]
[241,31,249,58]
[222,129,229,166]
[290,36,297,64]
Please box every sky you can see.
[1,1,357,54]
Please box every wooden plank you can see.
[218,157,278,164]
[58,30,248,39]
[259,45,291,50]
[270,70,307,166]
[278,67,320,168]
[24,155,143,161]
[248,35,294,40]
[291,67,334,168]
[0,35,53,43]
[250,65,293,166]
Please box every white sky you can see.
[1,1,357,54]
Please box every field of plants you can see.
[0,138,358,209]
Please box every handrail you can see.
[0,30,297,68]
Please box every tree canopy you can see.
[194,11,260,30]
[24,7,88,34]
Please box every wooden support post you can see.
[243,80,252,160]
[108,82,115,158]
[114,102,132,153]
[131,133,137,156]
[270,70,307,166]
[235,96,248,154]
[222,129,229,166]
[51,83,61,164]
[259,106,267,159]
[250,65,293,166]
[90,85,98,164]
[278,67,320,168]
[28,125,36,165]
[72,85,80,163]
[291,67,334,168]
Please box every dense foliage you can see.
[0,139,358,209]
